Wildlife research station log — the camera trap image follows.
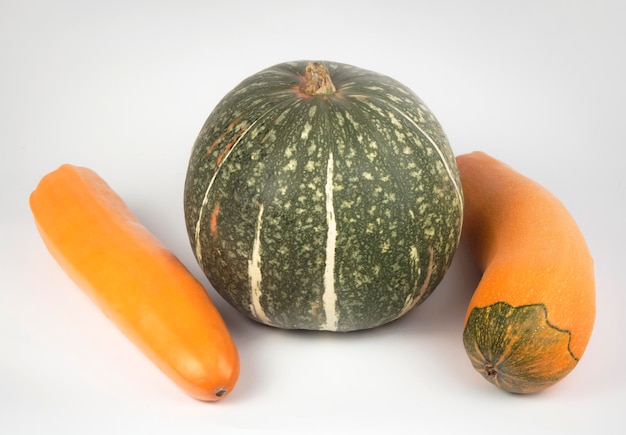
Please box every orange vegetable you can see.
[457,152,595,393]
[29,164,239,401]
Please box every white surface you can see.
[2,1,624,434]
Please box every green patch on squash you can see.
[463,302,578,393]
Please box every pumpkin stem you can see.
[303,62,336,96]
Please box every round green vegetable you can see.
[184,60,463,331]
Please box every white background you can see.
[2,1,624,433]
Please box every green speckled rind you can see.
[463,302,578,393]
[184,60,463,331]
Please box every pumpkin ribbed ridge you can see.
[184,61,463,331]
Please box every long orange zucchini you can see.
[29,164,239,401]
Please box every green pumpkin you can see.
[184,61,463,331]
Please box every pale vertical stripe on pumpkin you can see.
[322,151,339,331]
[396,245,435,320]
[249,203,270,324]
[193,105,273,264]
[382,102,464,215]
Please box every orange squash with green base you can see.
[457,152,595,393]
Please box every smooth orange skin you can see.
[29,164,239,401]
[457,152,595,360]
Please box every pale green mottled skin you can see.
[463,302,578,393]
[184,61,463,331]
